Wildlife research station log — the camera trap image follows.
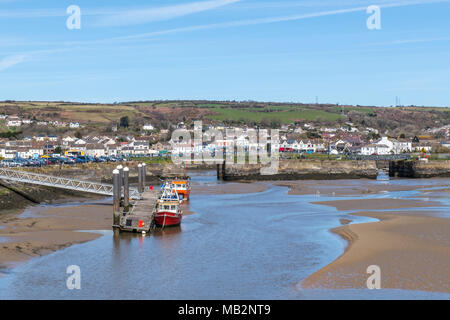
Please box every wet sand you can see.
[0,202,112,268]
[302,209,450,292]
[275,178,450,293]
[274,179,448,196]
[312,198,442,211]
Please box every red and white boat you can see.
[154,185,183,227]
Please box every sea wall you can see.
[219,160,379,181]
[390,160,450,178]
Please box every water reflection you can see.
[153,226,182,237]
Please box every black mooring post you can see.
[221,161,226,181]
[113,169,120,228]
[123,167,130,211]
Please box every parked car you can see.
[1,159,20,167]
[56,157,75,164]
[75,156,89,163]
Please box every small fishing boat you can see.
[169,179,191,201]
[154,184,183,227]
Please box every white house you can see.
[16,147,32,159]
[360,137,412,155]
[62,136,76,143]
[7,116,22,127]
[105,144,119,156]
[360,143,391,155]
[85,143,105,157]
[143,124,154,131]
[70,122,80,129]
[29,145,44,157]
[74,139,87,145]
[1,147,17,159]
[378,137,412,154]
[132,141,150,155]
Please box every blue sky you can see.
[1,0,450,106]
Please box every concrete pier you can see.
[115,164,160,233]
[117,189,159,233]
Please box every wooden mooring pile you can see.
[112,163,160,234]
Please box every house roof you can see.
[86,143,104,150]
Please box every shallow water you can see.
[0,172,448,299]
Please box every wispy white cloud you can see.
[0,0,445,25]
[1,0,448,49]
[224,0,408,10]
[0,54,26,71]
[369,36,450,46]
[95,0,242,27]
[107,0,450,42]
[0,0,240,21]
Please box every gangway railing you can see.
[0,168,140,199]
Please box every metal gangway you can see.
[0,168,140,199]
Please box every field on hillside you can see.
[0,101,146,124]
[1,101,449,137]
[202,105,343,123]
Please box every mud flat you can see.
[272,179,444,196]
[302,203,450,292]
[0,201,112,269]
[312,198,443,211]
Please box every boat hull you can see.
[154,212,182,227]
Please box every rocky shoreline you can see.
[0,181,99,212]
